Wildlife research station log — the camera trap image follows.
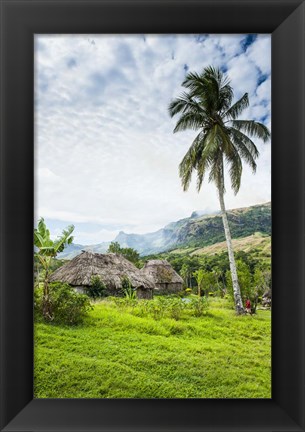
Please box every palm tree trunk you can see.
[218,186,245,315]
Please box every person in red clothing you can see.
[245,299,251,314]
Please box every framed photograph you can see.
[0,1,304,431]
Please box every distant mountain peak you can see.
[58,202,271,259]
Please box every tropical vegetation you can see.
[107,241,140,266]
[34,218,74,320]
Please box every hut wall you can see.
[154,282,182,295]
[73,286,86,294]
[104,287,122,297]
[137,287,153,300]
[73,284,153,299]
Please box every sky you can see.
[35,34,271,245]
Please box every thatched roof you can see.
[141,260,183,285]
[49,251,154,290]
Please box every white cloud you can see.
[35,34,271,244]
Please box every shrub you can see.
[86,275,106,299]
[113,294,209,321]
[121,276,136,300]
[164,296,185,320]
[134,296,185,321]
[226,262,271,313]
[35,282,92,325]
[144,298,165,320]
[187,297,209,317]
[115,297,138,310]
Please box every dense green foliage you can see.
[226,264,271,312]
[34,218,75,320]
[107,241,140,266]
[141,238,271,302]
[121,276,136,299]
[34,298,271,398]
[86,275,106,299]
[35,282,92,325]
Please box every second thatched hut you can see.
[49,251,154,299]
[141,259,183,294]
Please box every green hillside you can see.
[170,232,271,264]
[170,202,271,250]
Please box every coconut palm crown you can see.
[169,66,270,314]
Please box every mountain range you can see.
[58,201,271,259]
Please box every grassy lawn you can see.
[34,298,271,398]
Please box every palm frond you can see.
[183,70,218,112]
[200,125,220,156]
[168,92,204,117]
[179,150,196,192]
[215,124,234,157]
[232,120,270,142]
[224,93,249,120]
[182,71,204,89]
[196,153,213,192]
[204,66,233,110]
[208,152,224,193]
[179,131,206,191]
[226,146,243,194]
[230,128,259,167]
[204,66,230,88]
[173,112,204,133]
[218,83,234,111]
[231,140,257,173]
[195,127,221,191]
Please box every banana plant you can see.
[34,218,74,320]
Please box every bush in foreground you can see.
[34,282,92,325]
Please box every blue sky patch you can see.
[257,73,268,86]
[241,34,257,52]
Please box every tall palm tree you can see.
[169,66,270,314]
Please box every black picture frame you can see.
[0,0,304,431]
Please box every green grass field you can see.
[34,298,271,399]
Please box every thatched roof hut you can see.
[141,259,183,294]
[49,251,154,299]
